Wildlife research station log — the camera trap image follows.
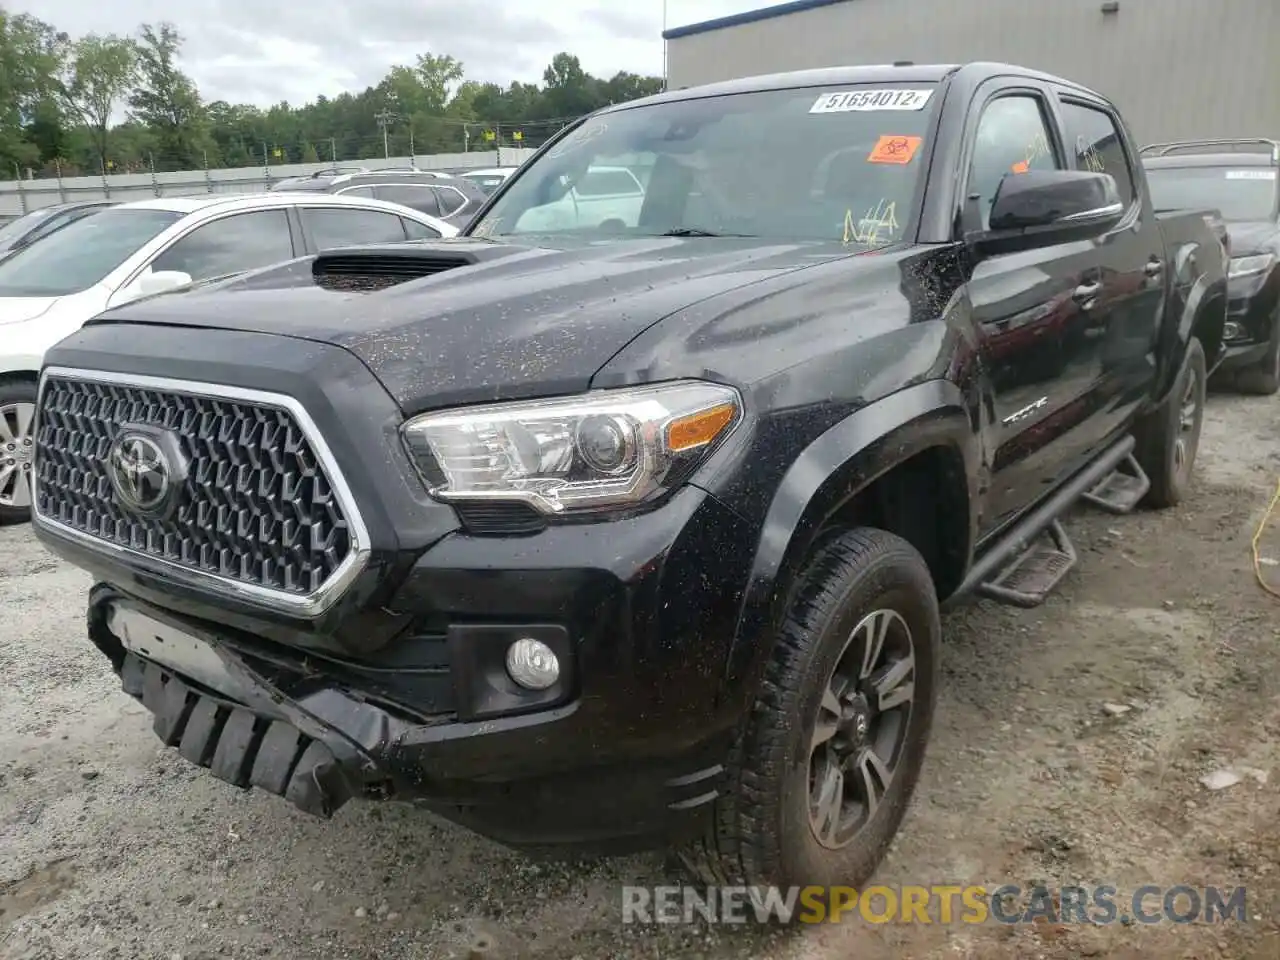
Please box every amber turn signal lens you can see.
[666,402,737,452]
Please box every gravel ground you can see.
[3,389,1280,960]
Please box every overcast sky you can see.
[30,0,768,107]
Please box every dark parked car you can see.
[0,200,115,259]
[1143,139,1280,394]
[32,61,1226,893]
[268,170,487,227]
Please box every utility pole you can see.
[662,0,669,91]
[374,109,398,159]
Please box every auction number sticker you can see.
[810,89,933,114]
[1225,169,1276,180]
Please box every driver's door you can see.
[962,85,1107,534]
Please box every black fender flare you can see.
[719,379,981,709]
[1156,254,1227,406]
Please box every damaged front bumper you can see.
[94,586,403,817]
[89,583,734,850]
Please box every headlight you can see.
[1228,253,1274,279]
[401,380,742,515]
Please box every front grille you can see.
[35,375,355,598]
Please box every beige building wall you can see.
[665,0,1280,146]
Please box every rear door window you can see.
[303,207,409,249]
[1057,100,1136,207]
[374,185,442,216]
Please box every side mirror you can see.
[968,170,1125,258]
[139,269,194,296]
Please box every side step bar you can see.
[977,519,1076,608]
[949,435,1136,609]
[1081,452,1151,515]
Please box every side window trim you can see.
[1053,92,1142,213]
[955,83,1067,238]
[125,207,297,289]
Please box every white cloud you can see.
[30,0,771,107]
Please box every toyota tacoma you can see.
[30,62,1227,890]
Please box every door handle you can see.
[1144,259,1164,277]
[1073,281,1102,304]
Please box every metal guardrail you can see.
[1139,138,1280,160]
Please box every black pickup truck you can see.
[30,62,1227,891]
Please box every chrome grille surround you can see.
[31,366,371,618]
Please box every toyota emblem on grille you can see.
[109,429,179,517]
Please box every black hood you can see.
[1224,220,1280,256]
[89,237,861,411]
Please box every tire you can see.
[0,378,38,525]
[1233,319,1280,396]
[1135,336,1206,509]
[682,527,940,892]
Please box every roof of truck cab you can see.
[597,62,1102,112]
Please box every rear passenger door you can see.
[300,206,410,251]
[1052,92,1165,428]
[961,83,1114,533]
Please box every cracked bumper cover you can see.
[87,479,748,849]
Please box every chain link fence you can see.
[0,147,539,219]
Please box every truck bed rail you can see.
[1140,138,1280,161]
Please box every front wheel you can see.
[682,528,940,891]
[0,379,37,524]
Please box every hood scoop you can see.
[311,244,479,292]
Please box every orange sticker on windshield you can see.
[1011,160,1030,174]
[867,135,922,164]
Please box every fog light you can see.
[505,638,560,690]
[1224,321,1244,341]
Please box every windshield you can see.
[1145,165,1278,221]
[0,208,57,249]
[470,83,939,244]
[0,208,182,297]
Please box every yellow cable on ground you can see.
[1254,476,1280,599]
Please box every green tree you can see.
[0,15,665,176]
[128,22,206,169]
[57,32,137,166]
[0,10,67,170]
[541,53,598,119]
[602,71,663,106]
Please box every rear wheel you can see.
[682,528,940,891]
[0,379,37,524]
[1135,336,1205,509]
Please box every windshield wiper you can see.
[658,227,754,238]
